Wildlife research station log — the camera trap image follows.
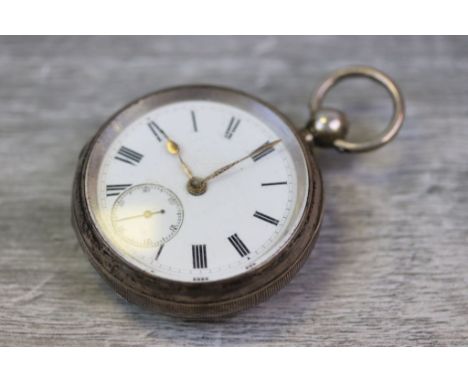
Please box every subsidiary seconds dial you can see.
[111,183,184,248]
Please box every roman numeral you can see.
[115,146,143,166]
[191,110,198,132]
[228,233,250,257]
[253,211,279,226]
[224,117,241,139]
[106,184,131,197]
[251,141,275,162]
[192,244,207,269]
[148,120,162,142]
[155,245,164,261]
[261,181,288,186]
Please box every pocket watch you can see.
[72,66,404,318]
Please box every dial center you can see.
[187,177,207,196]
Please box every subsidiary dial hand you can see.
[115,209,165,222]
[202,139,282,183]
[153,124,194,179]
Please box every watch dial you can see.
[86,96,309,282]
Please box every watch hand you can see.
[115,209,165,222]
[166,140,194,180]
[154,124,194,179]
[202,139,281,183]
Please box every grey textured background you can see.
[0,36,467,346]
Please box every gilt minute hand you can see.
[202,139,281,183]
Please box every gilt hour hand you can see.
[152,124,194,179]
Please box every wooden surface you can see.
[1,36,467,346]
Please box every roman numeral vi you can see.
[192,244,207,269]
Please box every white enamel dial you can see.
[86,99,309,282]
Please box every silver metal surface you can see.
[309,66,405,153]
[307,108,349,146]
